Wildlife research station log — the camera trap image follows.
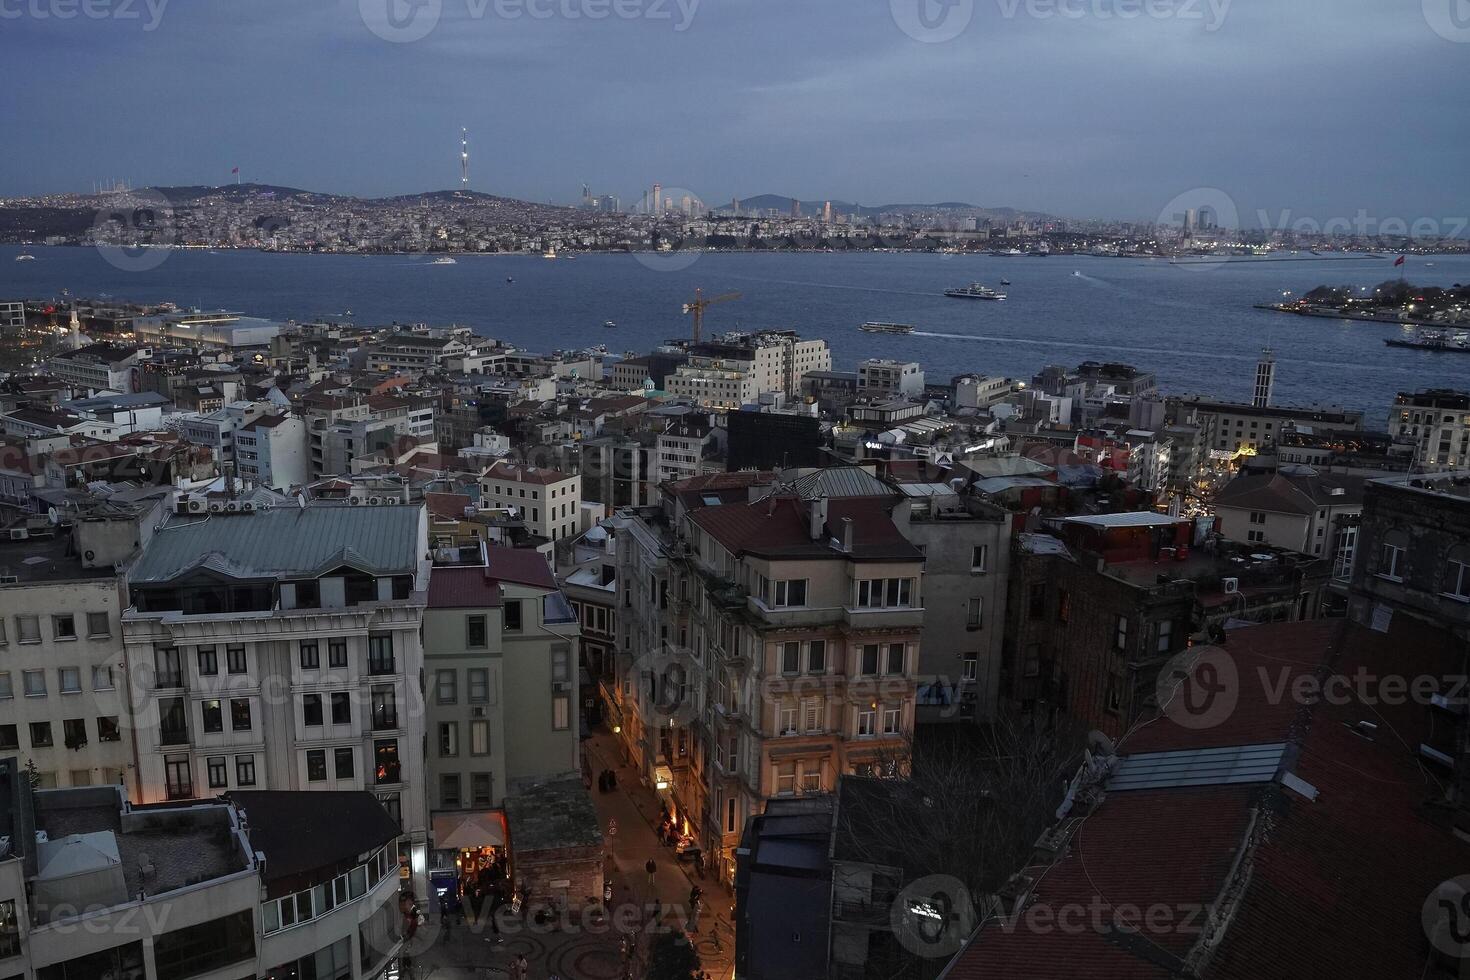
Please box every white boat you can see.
[860,322,916,334]
[604,320,617,329]
[944,283,1006,301]
[430,256,457,265]
[15,254,35,262]
[543,248,558,259]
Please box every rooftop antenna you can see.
[460,128,469,189]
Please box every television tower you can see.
[460,129,469,188]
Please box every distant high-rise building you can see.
[652,182,662,215]
[1253,348,1276,408]
[681,194,693,217]
[1183,208,1197,236]
[732,197,740,216]
[822,200,832,223]
[791,198,801,218]
[460,128,469,188]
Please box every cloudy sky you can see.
[2,0,1467,225]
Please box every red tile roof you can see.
[424,491,472,521]
[691,495,920,561]
[483,546,557,590]
[426,566,502,608]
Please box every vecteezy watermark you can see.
[891,0,1228,42]
[358,0,700,43]
[1153,186,1241,271]
[1156,645,1238,730]
[1254,209,1469,242]
[892,875,976,959]
[1424,876,1470,959]
[0,0,169,30]
[890,0,974,43]
[1423,0,1470,42]
[634,185,707,273]
[90,187,176,272]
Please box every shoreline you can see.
[1253,303,1466,327]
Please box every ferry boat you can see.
[543,247,558,259]
[604,320,617,329]
[15,254,35,262]
[430,256,457,265]
[859,322,916,334]
[1385,330,1470,354]
[944,283,1007,301]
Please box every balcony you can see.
[746,598,838,629]
[844,605,924,630]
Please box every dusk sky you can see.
[2,0,1467,225]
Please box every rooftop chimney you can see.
[809,495,829,541]
[840,517,853,553]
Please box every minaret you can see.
[460,128,469,188]
[1253,348,1275,408]
[69,309,82,350]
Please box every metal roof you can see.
[783,466,893,499]
[129,505,423,584]
[1062,512,1183,529]
[1107,743,1287,792]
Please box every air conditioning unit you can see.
[208,502,226,513]
[369,496,385,506]
[8,528,27,541]
[187,499,207,514]
[1223,577,1240,594]
[348,496,363,506]
[241,502,256,513]
[225,501,241,513]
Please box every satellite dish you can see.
[46,507,59,525]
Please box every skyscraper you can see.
[823,200,832,223]
[652,182,662,215]
[1253,348,1276,408]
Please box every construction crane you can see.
[682,288,740,344]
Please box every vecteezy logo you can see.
[1154,186,1240,272]
[1424,876,1470,958]
[1157,645,1238,730]
[890,0,974,43]
[891,875,975,959]
[634,185,706,273]
[91,187,176,273]
[1424,0,1470,41]
[360,0,442,43]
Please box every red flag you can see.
[1394,255,1405,267]
[232,167,240,175]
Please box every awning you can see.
[432,810,507,850]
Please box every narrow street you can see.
[410,729,734,980]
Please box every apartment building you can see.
[856,359,924,399]
[654,414,720,483]
[363,333,471,374]
[0,536,130,790]
[1213,468,1364,559]
[234,413,310,490]
[46,342,143,395]
[1390,388,1470,471]
[178,401,269,469]
[479,459,581,542]
[422,544,582,866]
[0,773,409,980]
[1176,398,1364,456]
[664,332,832,409]
[612,484,922,884]
[121,503,432,894]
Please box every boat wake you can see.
[720,273,934,298]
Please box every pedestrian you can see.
[645,857,657,888]
[512,952,529,980]
[439,896,452,940]
[690,895,702,933]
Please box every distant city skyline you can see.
[1,1,1467,225]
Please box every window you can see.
[0,672,9,699]
[553,647,571,683]
[800,763,821,794]
[781,642,800,674]
[861,644,879,675]
[235,755,256,786]
[1157,619,1174,654]
[553,694,570,730]
[775,762,796,796]
[207,756,227,789]
[16,615,39,643]
[857,709,876,736]
[856,578,913,608]
[807,639,827,673]
[97,716,120,742]
[23,669,45,697]
[1057,588,1070,624]
[334,747,355,779]
[1378,532,1407,581]
[307,750,328,781]
[52,614,76,640]
[371,686,397,729]
[962,656,978,681]
[1249,511,1266,525]
[329,638,348,669]
[470,719,490,755]
[152,908,254,980]
[164,756,191,798]
[160,697,188,744]
[299,640,320,670]
[0,725,15,750]
[58,667,81,694]
[504,600,523,632]
[1446,551,1470,600]
[202,699,224,733]
[155,646,182,688]
[472,773,492,806]
[802,699,822,733]
[466,614,488,648]
[230,698,252,731]
[971,544,989,572]
[87,611,110,637]
[303,694,323,727]
[374,739,401,784]
[331,691,351,725]
[436,670,457,705]
[778,702,797,734]
[468,668,489,703]
[887,643,905,675]
[883,706,901,735]
[439,722,459,757]
[1114,615,1131,652]
[1028,584,1047,619]
[772,579,807,607]
[197,646,218,676]
[63,718,86,748]
[967,597,984,629]
[441,773,462,808]
[226,645,247,674]
[0,899,19,959]
[368,634,395,674]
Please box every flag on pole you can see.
[1394,255,1405,267]
[232,167,240,175]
